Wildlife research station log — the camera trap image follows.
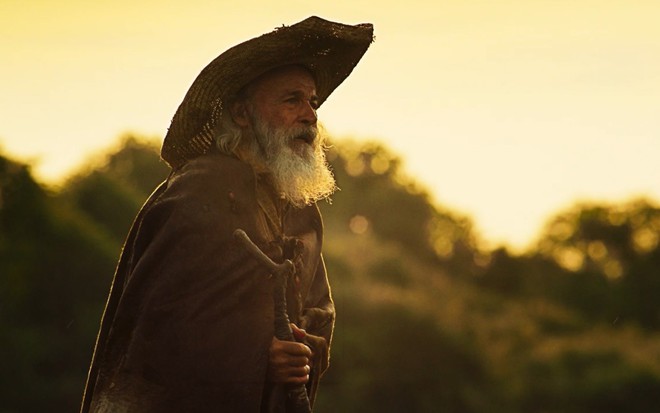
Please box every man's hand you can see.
[267,324,312,384]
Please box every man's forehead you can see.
[247,65,317,95]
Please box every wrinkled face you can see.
[230,65,336,208]
[232,65,319,156]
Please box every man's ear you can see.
[230,101,250,128]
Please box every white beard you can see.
[248,115,337,208]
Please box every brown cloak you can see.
[81,152,334,412]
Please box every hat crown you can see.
[161,16,374,169]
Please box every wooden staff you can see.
[233,229,312,413]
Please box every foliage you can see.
[2,136,660,412]
[0,155,117,411]
[478,200,660,330]
[317,300,491,413]
[59,135,169,243]
[321,140,481,276]
[534,200,660,328]
[0,136,168,412]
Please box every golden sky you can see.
[1,0,659,251]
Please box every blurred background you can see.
[1,1,660,412]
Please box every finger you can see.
[286,364,311,377]
[281,341,312,357]
[282,366,310,384]
[269,346,309,367]
[268,365,311,384]
[271,350,309,365]
[270,349,309,366]
[283,374,309,385]
[290,323,307,341]
[287,355,310,367]
[270,338,307,356]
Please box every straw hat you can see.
[161,16,374,169]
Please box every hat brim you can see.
[161,16,374,169]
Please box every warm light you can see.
[603,259,623,279]
[587,241,607,261]
[632,228,658,254]
[607,209,627,226]
[349,215,369,235]
[553,246,584,272]
[549,220,574,242]
[433,237,454,258]
[370,155,390,175]
[345,157,366,177]
[2,1,660,252]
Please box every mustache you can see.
[248,111,322,159]
[286,125,319,145]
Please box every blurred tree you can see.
[100,134,170,195]
[476,247,527,295]
[4,134,660,412]
[521,349,660,413]
[321,139,482,276]
[0,136,169,411]
[533,200,660,329]
[315,296,496,413]
[0,153,117,411]
[59,135,169,243]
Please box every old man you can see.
[80,16,373,413]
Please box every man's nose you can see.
[299,102,317,126]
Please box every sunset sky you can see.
[2,0,659,251]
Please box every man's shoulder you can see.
[163,152,255,196]
[140,152,261,232]
[176,152,254,184]
[151,152,258,214]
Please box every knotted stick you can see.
[233,229,312,413]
